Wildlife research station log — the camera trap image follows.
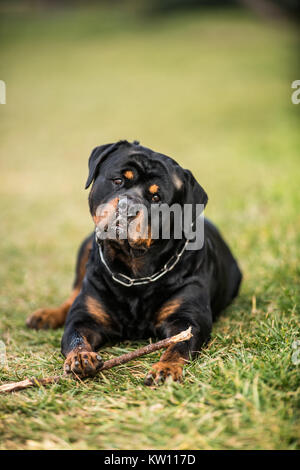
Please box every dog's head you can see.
[86,140,208,254]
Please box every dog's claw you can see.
[144,374,153,386]
[64,351,103,377]
[144,361,183,386]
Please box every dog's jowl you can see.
[26,140,242,385]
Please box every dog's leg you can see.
[26,234,93,330]
[61,292,114,377]
[145,298,212,385]
[61,324,104,377]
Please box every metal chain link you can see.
[96,235,190,287]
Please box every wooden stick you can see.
[0,327,192,393]
[0,375,62,393]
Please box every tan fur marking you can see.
[149,184,159,194]
[173,173,183,189]
[136,239,152,248]
[124,170,134,180]
[155,299,182,327]
[64,349,102,377]
[77,239,92,285]
[160,346,186,365]
[93,197,119,225]
[134,234,152,248]
[86,296,111,327]
[145,347,187,384]
[128,209,152,248]
[151,362,183,380]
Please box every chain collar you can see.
[96,234,190,287]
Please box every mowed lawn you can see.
[0,7,299,450]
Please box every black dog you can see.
[27,140,242,385]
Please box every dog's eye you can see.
[152,194,160,203]
[112,178,123,186]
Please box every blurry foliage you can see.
[0,0,299,20]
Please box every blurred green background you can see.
[0,0,299,451]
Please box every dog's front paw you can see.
[64,350,103,377]
[144,361,183,386]
[26,308,63,330]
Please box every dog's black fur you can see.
[27,140,242,384]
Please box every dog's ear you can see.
[184,169,208,211]
[85,140,128,189]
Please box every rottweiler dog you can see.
[26,140,242,385]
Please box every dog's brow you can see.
[123,157,145,173]
[129,154,169,178]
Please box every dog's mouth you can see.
[94,198,153,253]
[107,238,149,257]
[102,223,153,253]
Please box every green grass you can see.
[0,6,299,450]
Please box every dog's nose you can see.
[118,196,142,218]
[118,197,128,212]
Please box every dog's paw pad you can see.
[144,361,183,386]
[64,350,103,377]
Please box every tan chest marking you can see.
[155,298,182,327]
[86,296,111,327]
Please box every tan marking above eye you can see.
[124,170,134,180]
[149,184,159,194]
